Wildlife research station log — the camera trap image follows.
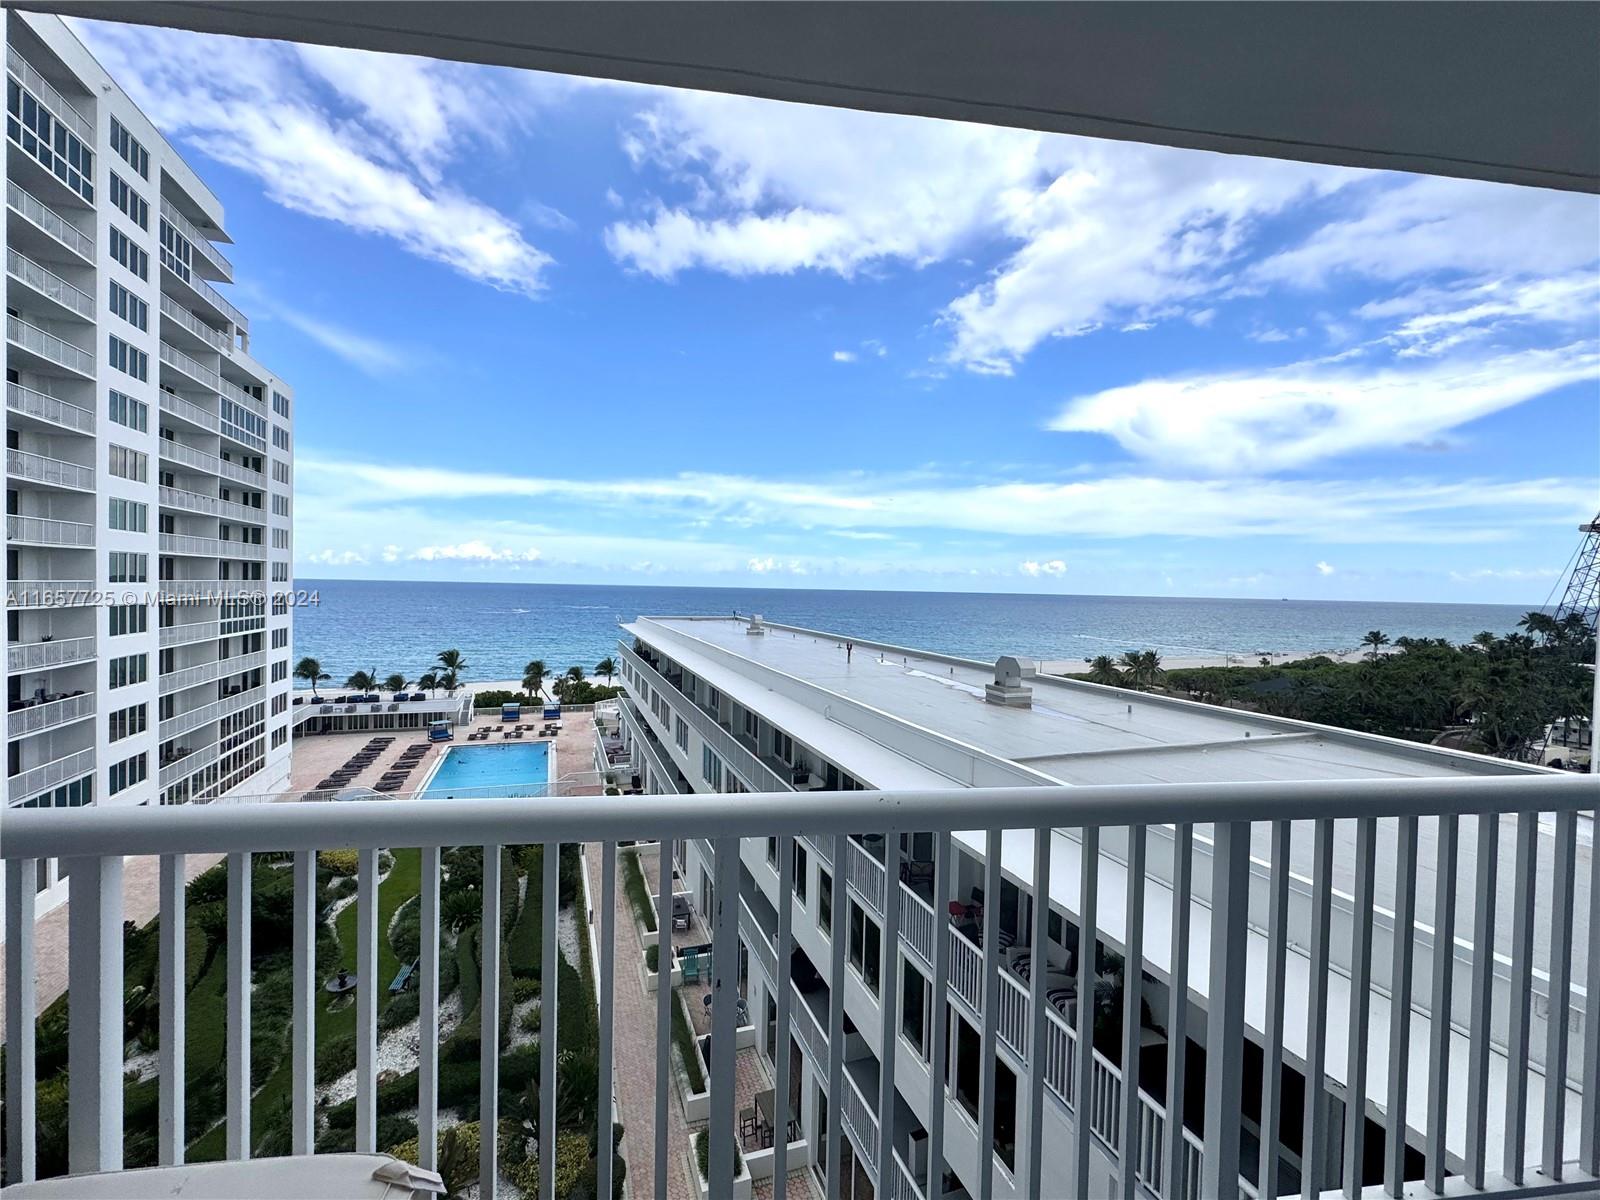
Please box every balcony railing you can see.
[6,447,94,491]
[619,698,689,794]
[6,45,94,143]
[7,247,95,319]
[157,388,220,433]
[158,485,265,524]
[8,745,95,802]
[7,635,96,673]
[6,514,94,547]
[158,292,230,353]
[7,180,95,262]
[6,380,94,434]
[159,340,223,393]
[6,313,95,376]
[159,620,221,649]
[158,683,265,739]
[160,651,268,696]
[157,438,265,487]
[158,738,220,789]
[160,196,234,280]
[7,690,94,738]
[3,775,1594,1200]
[161,253,248,334]
[4,579,96,607]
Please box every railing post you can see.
[926,831,952,1200]
[1464,814,1498,1188]
[1261,821,1291,1200]
[1424,815,1457,1194]
[159,853,188,1165]
[356,847,380,1153]
[67,853,125,1174]
[709,834,741,1197]
[541,842,560,1200]
[1542,808,1579,1179]
[774,834,796,1200]
[878,831,902,1196]
[1384,816,1417,1198]
[597,841,617,1200]
[1025,826,1054,1199]
[1165,824,1193,1200]
[1583,796,1600,1177]
[654,838,673,1200]
[4,858,38,1185]
[225,851,252,1160]
[1503,811,1536,1185]
[1073,826,1099,1200]
[1201,821,1248,1200]
[977,827,1003,1200]
[1343,818,1377,1198]
[1118,824,1147,1200]
[419,845,442,1170]
[481,845,502,1199]
[827,833,850,1200]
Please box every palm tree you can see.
[1361,630,1390,662]
[1085,655,1123,686]
[345,669,377,692]
[436,650,468,695]
[1137,649,1165,691]
[1469,631,1497,652]
[294,656,331,697]
[383,673,410,696]
[417,671,440,697]
[595,656,616,684]
[1517,611,1559,645]
[523,659,548,699]
[565,664,586,683]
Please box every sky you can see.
[75,19,1600,604]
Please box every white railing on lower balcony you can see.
[159,652,267,697]
[7,635,95,672]
[6,380,95,435]
[7,179,94,263]
[6,446,94,491]
[160,196,234,281]
[5,313,94,377]
[619,698,687,794]
[5,514,94,547]
[159,619,221,649]
[158,485,264,525]
[4,579,96,607]
[2,776,1595,1200]
[7,690,94,738]
[159,292,231,353]
[156,438,265,487]
[159,684,265,739]
[157,388,221,434]
[8,745,95,802]
[7,247,94,320]
[158,739,220,788]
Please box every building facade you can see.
[5,12,294,904]
[614,615,1586,1200]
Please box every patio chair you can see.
[740,1107,759,1142]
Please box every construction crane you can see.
[1518,510,1600,767]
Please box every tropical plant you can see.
[294,657,331,694]
[345,669,378,692]
[417,671,440,697]
[595,656,617,684]
[1362,629,1390,661]
[383,673,410,695]
[1118,649,1165,691]
[523,659,548,698]
[565,664,586,683]
[1085,655,1123,686]
[436,650,468,695]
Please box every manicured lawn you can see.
[188,849,423,1161]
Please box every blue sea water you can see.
[421,742,550,799]
[291,579,1544,687]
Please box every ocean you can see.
[289,580,1543,687]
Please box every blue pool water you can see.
[421,742,551,799]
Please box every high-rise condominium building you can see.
[5,11,294,908]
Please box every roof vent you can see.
[985,656,1035,708]
[746,614,766,636]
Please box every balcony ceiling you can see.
[20,0,1600,193]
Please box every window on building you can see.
[108,444,148,481]
[108,280,148,330]
[673,715,688,751]
[818,868,833,935]
[848,900,882,994]
[108,390,148,431]
[902,959,930,1058]
[108,335,148,380]
[108,703,148,742]
[701,745,724,790]
[108,497,147,531]
[9,80,94,201]
[108,171,148,229]
[272,389,291,418]
[108,751,149,795]
[108,551,148,583]
[109,653,148,688]
[108,603,148,636]
[109,226,148,279]
[110,115,149,178]
[793,841,808,902]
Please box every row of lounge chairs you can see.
[374,742,431,792]
[313,736,395,790]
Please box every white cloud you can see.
[269,304,407,375]
[409,541,542,563]
[381,545,401,563]
[747,556,808,575]
[1316,561,1335,576]
[304,548,368,566]
[1448,566,1564,583]
[1048,343,1598,473]
[73,21,553,295]
[1020,559,1067,577]
[1363,273,1600,358]
[832,350,857,363]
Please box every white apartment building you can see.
[5,12,294,905]
[614,616,1591,1200]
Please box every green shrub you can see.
[187,863,228,906]
[520,1005,542,1035]
[442,889,479,931]
[500,1043,540,1091]
[472,689,538,709]
[644,943,659,973]
[511,976,540,1003]
[317,1032,357,1084]
[329,876,357,900]
[319,849,359,875]
[379,989,420,1031]
[438,1060,480,1108]
[391,895,421,963]
[693,1129,741,1180]
[672,990,705,1093]
[620,849,656,933]
[376,1113,418,1157]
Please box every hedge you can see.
[620,849,656,933]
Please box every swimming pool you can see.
[421,742,552,799]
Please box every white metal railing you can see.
[7,690,94,738]
[6,514,94,547]
[6,380,94,434]
[2,776,1595,1200]
[6,447,94,491]
[8,179,95,261]
[6,44,94,143]
[160,620,221,649]
[160,196,233,279]
[158,738,220,788]
[159,292,230,352]
[162,252,248,333]
[159,340,223,393]
[6,313,95,376]
[7,247,95,319]
[619,698,687,794]
[844,835,888,916]
[159,683,265,739]
[8,745,95,802]
[156,438,265,486]
[158,485,264,524]
[159,533,270,562]
[158,388,221,433]
[218,373,264,417]
[4,579,96,607]
[7,635,95,672]
[160,652,267,697]
[889,1150,927,1200]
